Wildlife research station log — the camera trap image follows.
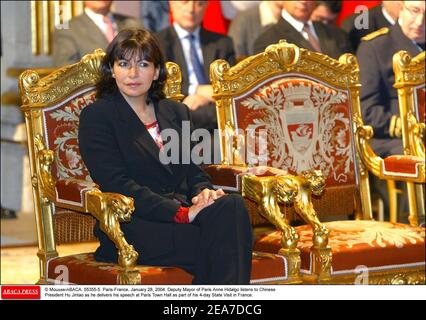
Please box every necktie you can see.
[416,42,425,51]
[303,23,322,53]
[103,15,115,43]
[187,34,208,85]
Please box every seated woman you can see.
[78,28,253,285]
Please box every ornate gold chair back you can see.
[208,41,425,284]
[210,40,371,222]
[19,49,184,284]
[392,50,425,224]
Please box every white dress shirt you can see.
[85,8,118,39]
[173,23,205,95]
[281,9,320,42]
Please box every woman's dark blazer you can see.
[78,90,213,264]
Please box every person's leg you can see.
[94,219,200,275]
[191,193,253,285]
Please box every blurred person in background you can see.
[52,1,142,66]
[228,1,286,58]
[357,0,425,220]
[253,0,352,58]
[342,1,402,51]
[311,1,342,25]
[156,1,235,134]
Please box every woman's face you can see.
[112,56,159,101]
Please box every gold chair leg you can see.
[387,180,400,223]
[415,183,425,219]
[407,182,419,226]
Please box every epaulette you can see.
[361,27,389,41]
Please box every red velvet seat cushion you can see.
[47,251,289,284]
[382,155,424,178]
[254,221,425,275]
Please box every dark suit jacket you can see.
[253,17,353,59]
[155,26,236,96]
[155,27,236,131]
[228,5,270,57]
[357,23,423,157]
[341,5,392,52]
[52,12,143,67]
[78,91,212,263]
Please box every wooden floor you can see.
[1,211,37,246]
[1,242,99,284]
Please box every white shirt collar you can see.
[382,6,396,25]
[281,9,312,33]
[173,22,201,41]
[85,8,115,34]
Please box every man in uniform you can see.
[356,0,425,219]
[357,0,424,158]
[342,1,402,51]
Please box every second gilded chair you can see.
[205,41,425,284]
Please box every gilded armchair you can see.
[205,41,425,284]
[20,49,295,285]
[391,50,425,223]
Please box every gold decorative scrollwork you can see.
[374,271,425,285]
[393,51,425,164]
[34,134,56,201]
[81,49,105,75]
[408,112,425,158]
[164,61,185,101]
[210,59,231,95]
[211,41,362,102]
[19,51,103,108]
[355,125,382,177]
[265,40,300,68]
[393,51,425,85]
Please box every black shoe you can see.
[1,208,17,219]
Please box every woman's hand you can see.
[192,188,225,206]
[188,188,226,222]
[182,94,212,111]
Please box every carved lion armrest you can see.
[34,136,139,273]
[56,179,139,270]
[204,164,330,281]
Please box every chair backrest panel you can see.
[232,75,356,188]
[211,41,367,218]
[393,50,425,158]
[42,88,96,181]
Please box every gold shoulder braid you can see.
[361,27,390,41]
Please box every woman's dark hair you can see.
[96,28,167,101]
